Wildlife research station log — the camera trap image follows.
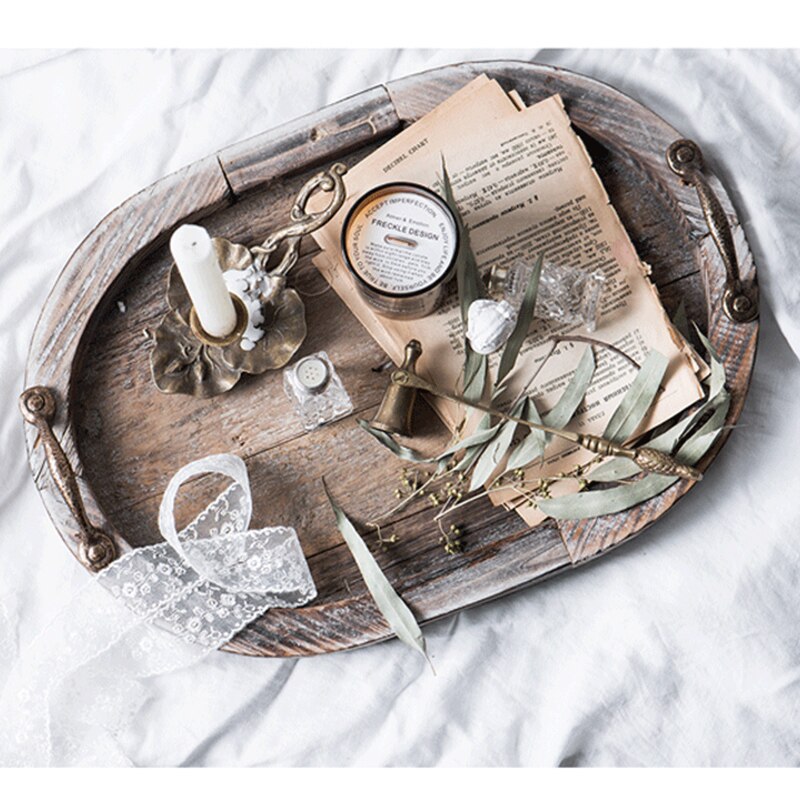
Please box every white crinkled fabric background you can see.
[1,48,799,767]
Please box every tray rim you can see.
[22,59,759,657]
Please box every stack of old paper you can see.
[311,75,705,526]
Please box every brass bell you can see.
[370,339,423,437]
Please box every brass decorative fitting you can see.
[370,340,423,436]
[150,163,348,398]
[666,139,758,324]
[19,386,117,571]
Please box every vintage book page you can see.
[310,77,704,525]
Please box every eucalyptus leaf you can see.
[539,469,677,520]
[442,158,488,403]
[491,382,509,403]
[541,346,596,431]
[602,349,668,444]
[323,479,429,664]
[496,253,543,385]
[539,391,730,520]
[358,420,432,463]
[685,387,730,447]
[468,398,525,492]
[469,415,518,493]
[505,397,546,472]
[582,456,639,484]
[441,158,482,323]
[671,300,691,341]
[437,414,500,458]
[450,413,492,471]
[693,326,726,401]
[463,349,488,403]
[455,443,486,474]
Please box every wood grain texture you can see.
[22,61,759,657]
[24,156,233,566]
[218,85,402,196]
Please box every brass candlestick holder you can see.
[188,293,249,348]
[150,163,348,398]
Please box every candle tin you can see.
[340,183,459,319]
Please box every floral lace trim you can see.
[0,454,317,765]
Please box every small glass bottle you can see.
[489,260,606,331]
[283,352,353,431]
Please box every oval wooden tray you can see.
[22,61,758,657]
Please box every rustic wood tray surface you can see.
[23,61,758,657]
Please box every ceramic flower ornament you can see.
[466,298,518,355]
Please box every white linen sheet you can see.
[1,48,799,767]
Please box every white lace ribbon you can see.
[0,454,317,766]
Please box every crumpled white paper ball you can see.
[466,298,518,355]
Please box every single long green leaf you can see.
[505,397,546,472]
[683,387,730,449]
[441,157,489,404]
[436,414,500,458]
[463,349,488,403]
[455,443,485,474]
[323,480,429,663]
[496,254,543,385]
[582,455,638,484]
[441,158,481,323]
[468,398,524,492]
[539,391,730,519]
[452,413,494,473]
[602,349,668,444]
[693,326,726,401]
[469,416,518,492]
[357,420,432,463]
[541,346,596,431]
[671,300,691,341]
[539,470,677,520]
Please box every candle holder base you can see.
[149,163,347,398]
[189,293,249,348]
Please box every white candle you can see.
[169,224,237,338]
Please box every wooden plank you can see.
[224,509,569,657]
[218,85,402,196]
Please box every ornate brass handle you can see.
[19,386,116,571]
[251,162,348,279]
[667,139,758,323]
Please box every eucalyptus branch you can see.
[367,466,455,526]
[510,339,560,406]
[552,334,641,370]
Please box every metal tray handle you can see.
[667,139,758,323]
[20,386,116,571]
